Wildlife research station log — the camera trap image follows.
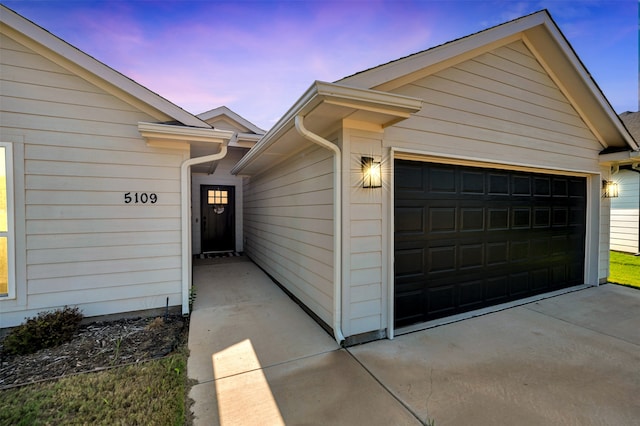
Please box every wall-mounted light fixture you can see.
[361,157,382,188]
[602,180,619,198]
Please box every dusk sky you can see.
[3,0,637,130]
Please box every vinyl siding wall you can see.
[342,127,387,337]
[0,34,187,326]
[242,144,335,326]
[610,170,640,253]
[386,41,603,173]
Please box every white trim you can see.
[393,148,600,176]
[138,122,234,144]
[0,143,15,299]
[197,106,266,134]
[180,144,231,316]
[231,81,422,176]
[387,148,396,339]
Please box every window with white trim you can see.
[0,143,15,298]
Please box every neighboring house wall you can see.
[1,33,188,326]
[242,144,335,326]
[610,170,640,253]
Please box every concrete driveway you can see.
[188,257,640,425]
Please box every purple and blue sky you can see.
[3,0,637,130]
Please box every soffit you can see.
[231,81,422,175]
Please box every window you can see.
[0,143,15,298]
[208,190,228,205]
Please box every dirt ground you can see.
[0,314,187,389]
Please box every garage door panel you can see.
[395,248,425,278]
[510,272,530,296]
[429,207,456,232]
[395,206,425,234]
[394,160,586,327]
[459,280,484,308]
[459,244,484,270]
[395,290,425,325]
[486,276,509,302]
[427,285,456,315]
[429,167,456,193]
[428,246,456,273]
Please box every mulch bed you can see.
[0,314,188,389]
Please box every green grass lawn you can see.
[609,251,640,289]
[0,352,191,426]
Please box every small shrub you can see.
[2,306,83,355]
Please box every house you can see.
[232,10,638,345]
[609,111,640,254]
[0,5,262,327]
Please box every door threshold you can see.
[394,284,593,337]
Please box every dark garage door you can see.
[394,160,586,328]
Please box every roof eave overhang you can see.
[1,5,209,128]
[599,149,640,167]
[231,81,422,175]
[520,18,638,152]
[339,10,637,153]
[138,122,234,150]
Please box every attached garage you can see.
[394,160,586,327]
[233,10,637,345]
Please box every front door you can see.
[201,185,235,253]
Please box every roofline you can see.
[231,80,422,175]
[339,9,637,152]
[338,10,549,88]
[197,106,266,134]
[138,122,234,144]
[529,11,638,151]
[0,4,210,128]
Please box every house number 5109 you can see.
[124,192,158,204]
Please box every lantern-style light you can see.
[362,157,382,188]
[602,180,619,198]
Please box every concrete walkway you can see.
[188,257,640,425]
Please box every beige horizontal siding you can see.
[343,130,386,336]
[386,41,602,173]
[243,144,334,326]
[0,33,185,322]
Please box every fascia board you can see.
[599,150,640,165]
[231,81,422,175]
[314,81,423,116]
[340,11,548,90]
[522,20,638,151]
[231,82,324,174]
[0,5,209,128]
[138,122,233,144]
[198,106,266,134]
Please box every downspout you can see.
[294,115,345,345]
[180,142,229,316]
